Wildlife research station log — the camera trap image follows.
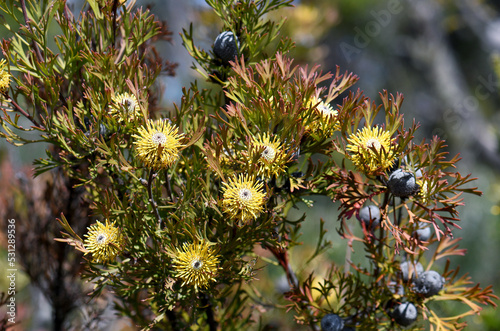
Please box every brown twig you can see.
[201,293,218,331]
[5,96,45,130]
[164,170,177,203]
[20,0,44,63]
[147,169,163,226]
[343,218,352,277]
[263,242,298,289]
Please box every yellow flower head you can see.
[305,96,339,135]
[133,119,185,169]
[109,92,141,122]
[250,133,288,178]
[416,178,433,205]
[222,174,266,223]
[346,126,395,173]
[172,240,221,291]
[84,220,123,264]
[310,96,337,118]
[0,59,11,93]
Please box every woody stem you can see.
[148,169,163,226]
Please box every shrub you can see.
[0,0,496,329]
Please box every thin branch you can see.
[164,170,176,203]
[147,169,163,226]
[5,95,45,130]
[343,217,352,277]
[112,0,119,47]
[373,192,391,280]
[392,196,398,227]
[396,198,404,227]
[263,243,319,331]
[164,309,178,330]
[19,0,44,63]
[201,293,218,331]
[63,2,73,22]
[380,191,391,210]
[263,242,299,289]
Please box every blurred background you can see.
[1,0,499,329]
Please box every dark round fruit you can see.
[358,205,381,228]
[413,270,445,297]
[213,31,239,64]
[320,313,344,331]
[387,281,405,296]
[392,302,418,327]
[387,169,420,198]
[400,261,423,282]
[413,226,432,241]
[99,123,111,138]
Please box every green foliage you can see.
[0,0,497,330]
[182,0,293,82]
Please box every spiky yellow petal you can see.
[305,96,340,135]
[84,220,123,264]
[346,126,395,173]
[173,241,220,291]
[250,133,288,178]
[133,119,184,169]
[222,174,265,223]
[109,92,141,122]
[416,178,434,205]
[0,59,11,94]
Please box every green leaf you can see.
[86,0,103,19]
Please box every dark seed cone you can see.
[392,302,418,327]
[387,169,420,198]
[413,270,445,297]
[320,313,344,331]
[358,205,381,228]
[214,31,239,64]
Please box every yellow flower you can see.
[109,92,141,122]
[172,240,221,291]
[310,96,337,118]
[416,178,433,204]
[250,133,288,178]
[346,126,395,173]
[222,174,266,223]
[84,220,123,263]
[0,59,11,94]
[133,119,185,169]
[305,96,339,135]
